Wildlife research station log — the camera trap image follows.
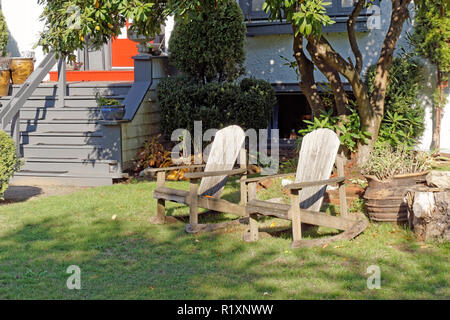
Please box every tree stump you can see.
[406,189,450,242]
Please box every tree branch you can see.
[370,0,411,119]
[306,42,348,115]
[347,0,366,74]
[292,25,326,117]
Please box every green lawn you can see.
[0,178,448,299]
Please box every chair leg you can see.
[243,182,258,242]
[243,214,259,242]
[149,198,167,224]
[290,190,302,242]
[150,171,168,224]
[186,179,199,232]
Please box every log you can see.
[406,190,450,241]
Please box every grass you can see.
[0,178,448,299]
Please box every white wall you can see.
[2,0,46,65]
[416,62,450,153]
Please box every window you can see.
[239,0,269,21]
[240,0,379,35]
[240,0,376,22]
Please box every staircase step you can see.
[0,95,126,108]
[9,82,132,96]
[22,144,106,159]
[15,107,101,121]
[20,131,104,145]
[22,157,120,176]
[11,172,115,186]
[16,120,101,132]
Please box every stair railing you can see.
[0,52,60,154]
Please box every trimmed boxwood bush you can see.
[0,130,21,199]
[157,76,276,136]
[168,0,246,82]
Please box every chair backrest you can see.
[295,128,341,212]
[198,125,246,197]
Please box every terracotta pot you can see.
[0,69,10,96]
[363,172,428,224]
[10,58,34,84]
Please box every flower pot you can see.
[10,57,34,84]
[363,172,428,224]
[101,105,125,121]
[0,69,10,96]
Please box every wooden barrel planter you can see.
[363,172,428,224]
[0,69,10,96]
[10,57,34,84]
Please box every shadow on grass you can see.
[0,180,448,299]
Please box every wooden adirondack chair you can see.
[142,125,248,233]
[241,128,368,248]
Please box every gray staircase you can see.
[0,82,133,186]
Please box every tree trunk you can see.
[306,42,348,115]
[432,61,446,152]
[356,0,411,165]
[292,26,326,118]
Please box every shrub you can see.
[297,107,371,154]
[0,10,8,57]
[0,130,21,199]
[361,143,434,181]
[168,0,246,82]
[365,57,425,147]
[157,76,276,136]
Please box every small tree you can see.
[259,0,415,165]
[411,0,450,152]
[37,0,167,59]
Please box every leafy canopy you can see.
[37,0,167,58]
[411,0,450,74]
[263,0,335,37]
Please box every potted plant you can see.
[0,56,11,96]
[361,143,434,224]
[95,92,125,121]
[10,51,35,85]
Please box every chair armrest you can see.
[239,173,296,184]
[139,164,206,177]
[184,167,247,179]
[283,176,345,190]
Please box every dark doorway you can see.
[275,94,312,139]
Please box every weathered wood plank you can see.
[198,125,246,197]
[295,128,340,212]
[336,155,349,219]
[283,176,345,190]
[291,219,369,248]
[184,167,246,179]
[189,179,199,226]
[246,199,355,230]
[197,196,246,216]
[240,173,296,184]
[291,190,302,241]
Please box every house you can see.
[0,0,448,186]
